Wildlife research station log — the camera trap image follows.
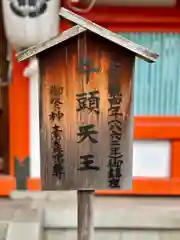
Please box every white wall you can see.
[133,140,171,178]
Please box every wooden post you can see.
[78,190,94,240]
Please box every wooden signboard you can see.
[17,8,159,191]
[39,32,134,190]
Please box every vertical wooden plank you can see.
[78,190,94,240]
[0,0,8,86]
[0,86,9,173]
[0,0,9,173]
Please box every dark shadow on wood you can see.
[0,0,10,174]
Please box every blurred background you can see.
[1,1,180,239]
[1,0,180,195]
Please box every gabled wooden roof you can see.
[59,8,159,63]
[17,7,159,63]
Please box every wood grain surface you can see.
[39,32,134,190]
